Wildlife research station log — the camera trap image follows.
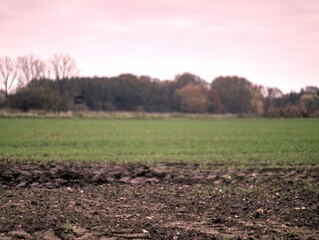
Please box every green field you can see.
[0,117,318,165]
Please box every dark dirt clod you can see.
[0,160,318,239]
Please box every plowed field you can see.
[1,161,318,240]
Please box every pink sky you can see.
[1,0,319,93]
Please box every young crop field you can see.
[0,117,318,165]
[1,116,319,239]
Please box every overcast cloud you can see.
[1,0,319,92]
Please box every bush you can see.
[282,104,302,118]
[5,88,68,112]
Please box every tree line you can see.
[0,54,318,117]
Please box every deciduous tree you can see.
[207,88,222,113]
[176,84,209,113]
[0,56,19,97]
[17,54,48,88]
[211,76,255,114]
[49,54,79,80]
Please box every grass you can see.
[62,220,73,232]
[0,117,318,165]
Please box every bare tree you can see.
[49,54,79,80]
[0,56,19,97]
[17,54,48,88]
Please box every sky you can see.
[1,0,319,93]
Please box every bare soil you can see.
[0,160,318,240]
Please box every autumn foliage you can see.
[1,55,318,117]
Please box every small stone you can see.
[91,172,106,183]
[30,182,40,187]
[221,175,232,182]
[119,177,131,183]
[72,226,87,237]
[149,167,167,178]
[130,177,146,184]
[17,181,28,188]
[43,229,61,240]
[255,208,264,218]
[213,180,222,185]
[59,232,76,240]
[145,177,159,183]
